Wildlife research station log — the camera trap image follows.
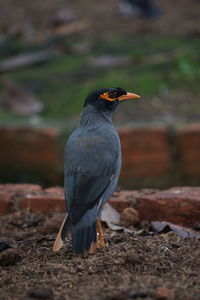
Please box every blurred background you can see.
[0,0,200,188]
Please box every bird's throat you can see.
[80,105,113,127]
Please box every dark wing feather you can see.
[64,127,120,224]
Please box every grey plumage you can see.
[64,104,121,255]
[53,87,140,256]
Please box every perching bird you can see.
[53,87,140,256]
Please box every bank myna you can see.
[53,87,140,257]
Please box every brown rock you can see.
[155,287,174,300]
[138,187,200,228]
[120,207,139,227]
[125,254,143,265]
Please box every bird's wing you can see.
[64,128,120,224]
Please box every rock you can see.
[120,207,139,227]
[125,254,143,265]
[155,287,174,300]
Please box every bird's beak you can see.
[118,92,140,102]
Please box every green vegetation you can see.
[0,35,200,123]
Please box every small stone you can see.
[125,254,143,265]
[120,207,139,227]
[28,288,53,299]
[155,287,174,300]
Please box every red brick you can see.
[109,191,136,212]
[119,127,172,179]
[109,190,156,212]
[20,194,65,212]
[0,184,42,214]
[0,127,61,177]
[44,187,64,197]
[178,125,200,176]
[138,187,200,228]
[0,193,12,214]
[0,183,42,194]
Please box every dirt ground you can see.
[1,0,200,37]
[0,211,200,300]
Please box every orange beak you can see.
[118,92,140,102]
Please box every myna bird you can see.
[53,87,140,257]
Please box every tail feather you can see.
[53,207,98,256]
[53,214,69,252]
[71,206,98,256]
[72,220,97,256]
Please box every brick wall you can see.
[0,124,200,188]
[0,184,199,228]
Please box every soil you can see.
[1,211,200,300]
[1,0,200,37]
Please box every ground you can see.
[0,0,200,125]
[1,0,200,37]
[1,211,200,300]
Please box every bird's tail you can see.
[53,214,70,252]
[71,206,97,257]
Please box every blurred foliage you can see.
[0,35,200,123]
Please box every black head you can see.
[84,87,139,113]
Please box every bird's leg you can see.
[96,219,105,248]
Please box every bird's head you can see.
[84,87,140,112]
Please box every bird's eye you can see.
[108,91,118,99]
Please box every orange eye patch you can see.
[99,91,118,101]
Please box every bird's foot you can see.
[97,236,106,248]
[96,219,106,248]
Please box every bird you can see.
[120,0,161,18]
[53,87,140,257]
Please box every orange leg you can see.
[96,219,106,248]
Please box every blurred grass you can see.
[0,35,200,123]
